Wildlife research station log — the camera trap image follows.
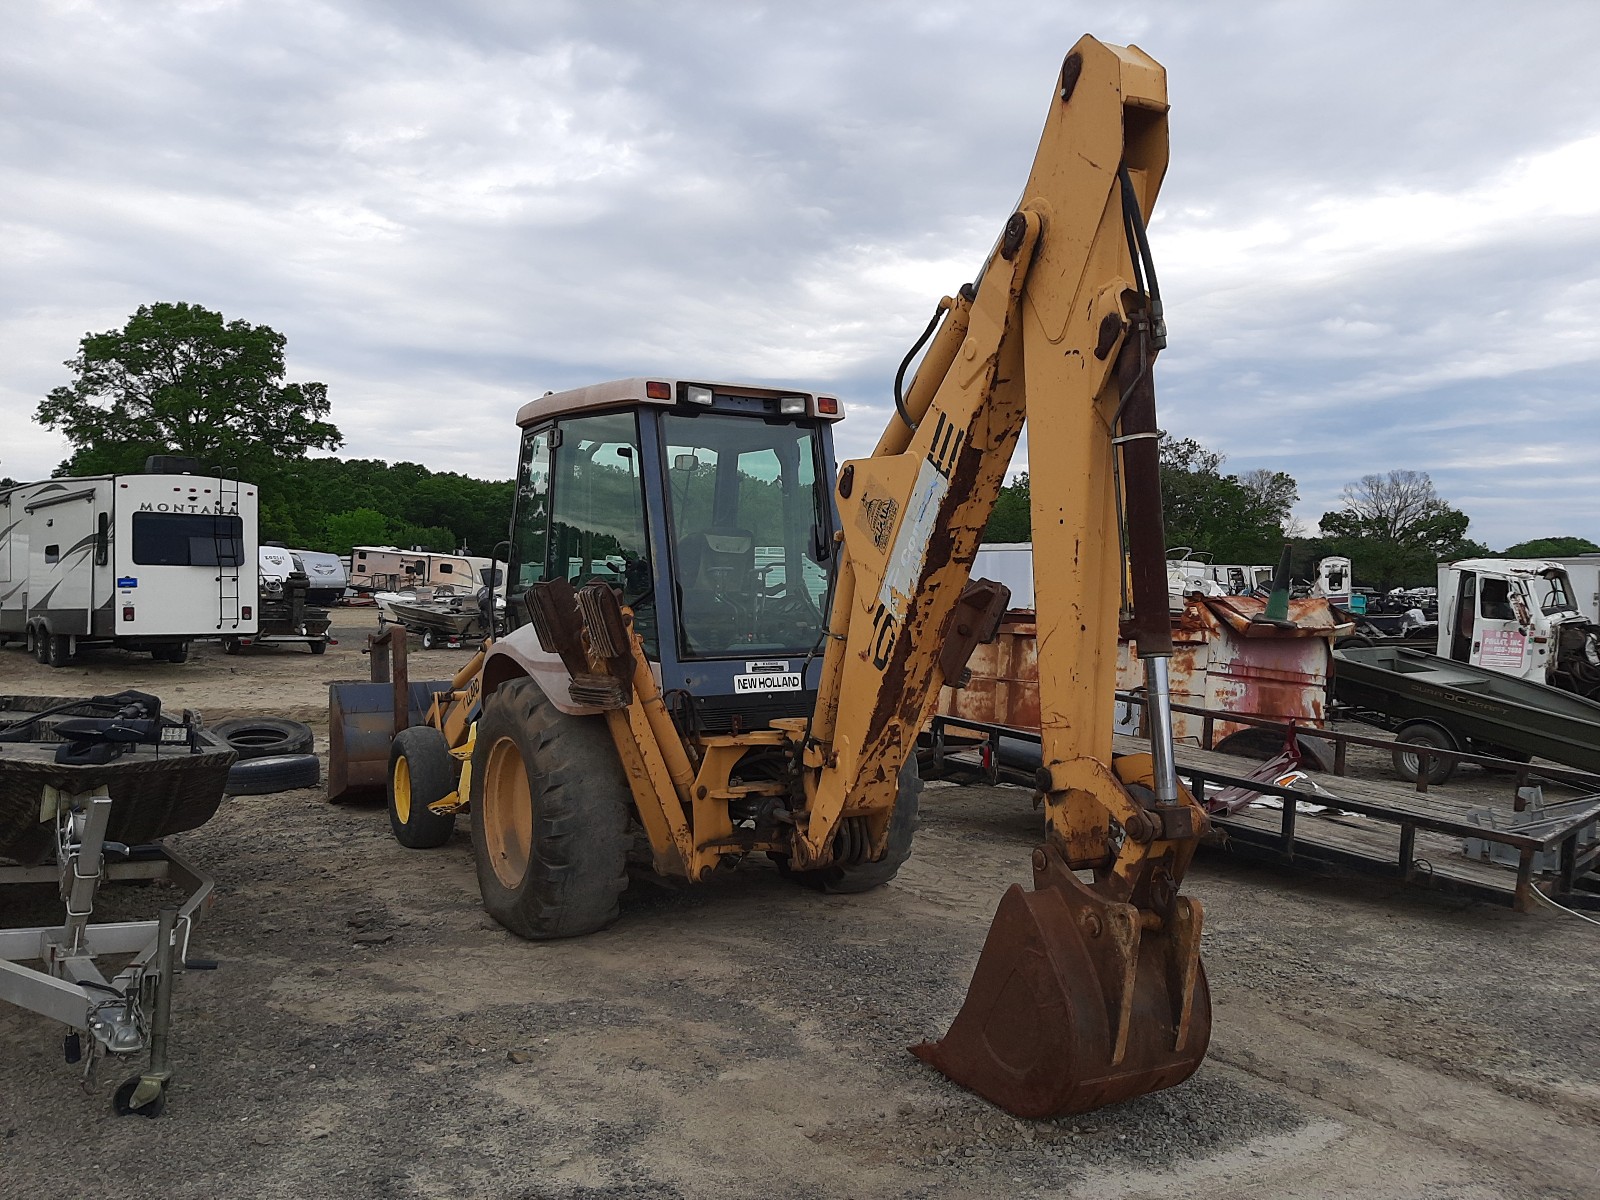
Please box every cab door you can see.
[1466,573,1536,680]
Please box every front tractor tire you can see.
[388,726,459,849]
[780,759,921,894]
[469,677,630,940]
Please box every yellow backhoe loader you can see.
[332,34,1210,1118]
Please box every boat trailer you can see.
[0,694,231,1114]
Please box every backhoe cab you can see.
[488,379,845,738]
[356,33,1210,1120]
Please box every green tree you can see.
[978,442,1298,561]
[1500,536,1600,557]
[36,302,340,479]
[324,508,394,555]
[982,474,1032,542]
[1318,470,1484,590]
[1159,438,1293,563]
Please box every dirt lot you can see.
[2,611,1597,1199]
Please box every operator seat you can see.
[676,527,756,650]
[677,527,756,595]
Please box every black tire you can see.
[469,677,629,940]
[221,636,242,655]
[420,627,436,650]
[211,717,315,759]
[47,635,73,668]
[308,640,327,655]
[389,726,458,849]
[1335,634,1375,650]
[779,758,921,893]
[227,753,321,795]
[1391,722,1459,785]
[33,631,48,664]
[1215,727,1332,773]
[152,642,189,664]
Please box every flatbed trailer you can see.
[925,705,1600,913]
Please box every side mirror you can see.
[673,453,699,472]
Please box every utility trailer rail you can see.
[924,706,1600,913]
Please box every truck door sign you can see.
[1479,629,1526,671]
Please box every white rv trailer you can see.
[347,545,498,593]
[347,545,426,592]
[291,548,350,604]
[0,471,259,666]
[259,545,296,594]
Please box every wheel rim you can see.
[394,754,413,824]
[483,735,532,889]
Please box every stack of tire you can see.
[211,717,320,794]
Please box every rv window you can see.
[132,513,245,567]
[45,544,60,564]
[357,551,367,560]
[439,563,453,574]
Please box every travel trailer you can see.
[348,545,499,594]
[0,467,259,665]
[293,549,350,604]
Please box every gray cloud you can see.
[4,1,1599,551]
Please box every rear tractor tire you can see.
[388,726,459,849]
[469,677,630,939]
[778,759,921,894]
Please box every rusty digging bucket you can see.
[913,845,1211,1118]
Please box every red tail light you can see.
[242,606,253,619]
[817,396,839,414]
[122,606,135,621]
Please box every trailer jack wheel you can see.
[112,1073,168,1118]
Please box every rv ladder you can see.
[214,474,242,630]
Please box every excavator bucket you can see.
[913,847,1210,1118]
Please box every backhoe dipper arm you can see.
[809,35,1212,1117]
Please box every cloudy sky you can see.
[4,0,1598,550]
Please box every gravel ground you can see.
[1,613,1596,1199]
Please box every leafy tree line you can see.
[980,447,1595,593]
[32,302,513,556]
[27,302,1597,575]
[982,436,1298,565]
[257,457,514,557]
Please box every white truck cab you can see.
[1311,556,1353,608]
[1437,559,1600,695]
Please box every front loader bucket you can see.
[327,680,452,802]
[913,847,1210,1118]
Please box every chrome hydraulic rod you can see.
[1143,654,1181,805]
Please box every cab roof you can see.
[515,377,844,428]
